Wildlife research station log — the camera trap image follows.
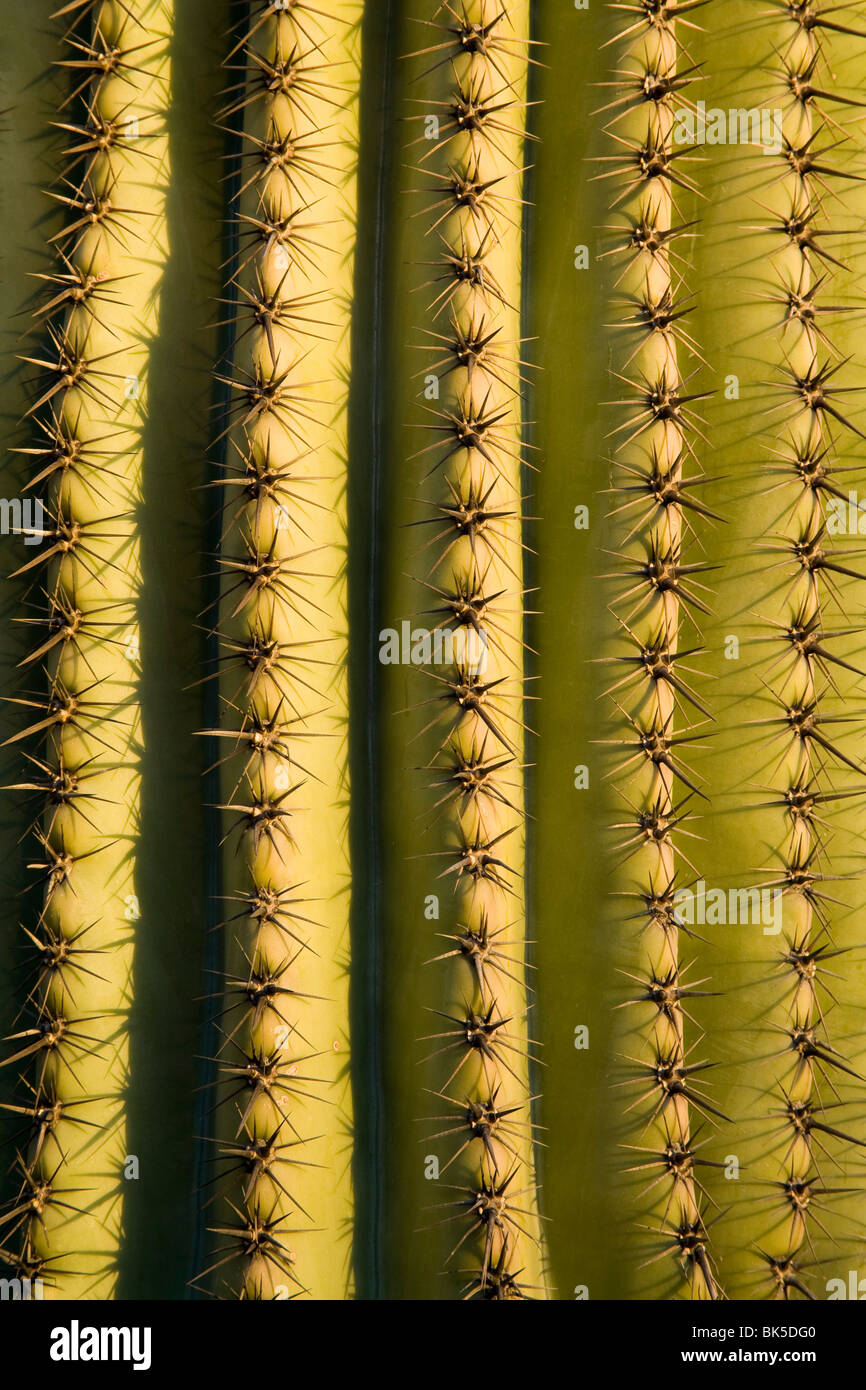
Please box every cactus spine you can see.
[200,0,361,1299]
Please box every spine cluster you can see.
[597,0,719,1298]
[0,0,167,1297]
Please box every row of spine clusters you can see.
[200,0,357,1299]
[400,0,545,1298]
[734,0,866,1299]
[0,0,166,1296]
[598,0,719,1297]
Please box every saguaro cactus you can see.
[0,0,864,1308]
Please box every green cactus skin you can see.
[375,0,547,1300]
[0,0,173,1298]
[117,0,231,1300]
[525,0,624,1302]
[199,0,361,1300]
